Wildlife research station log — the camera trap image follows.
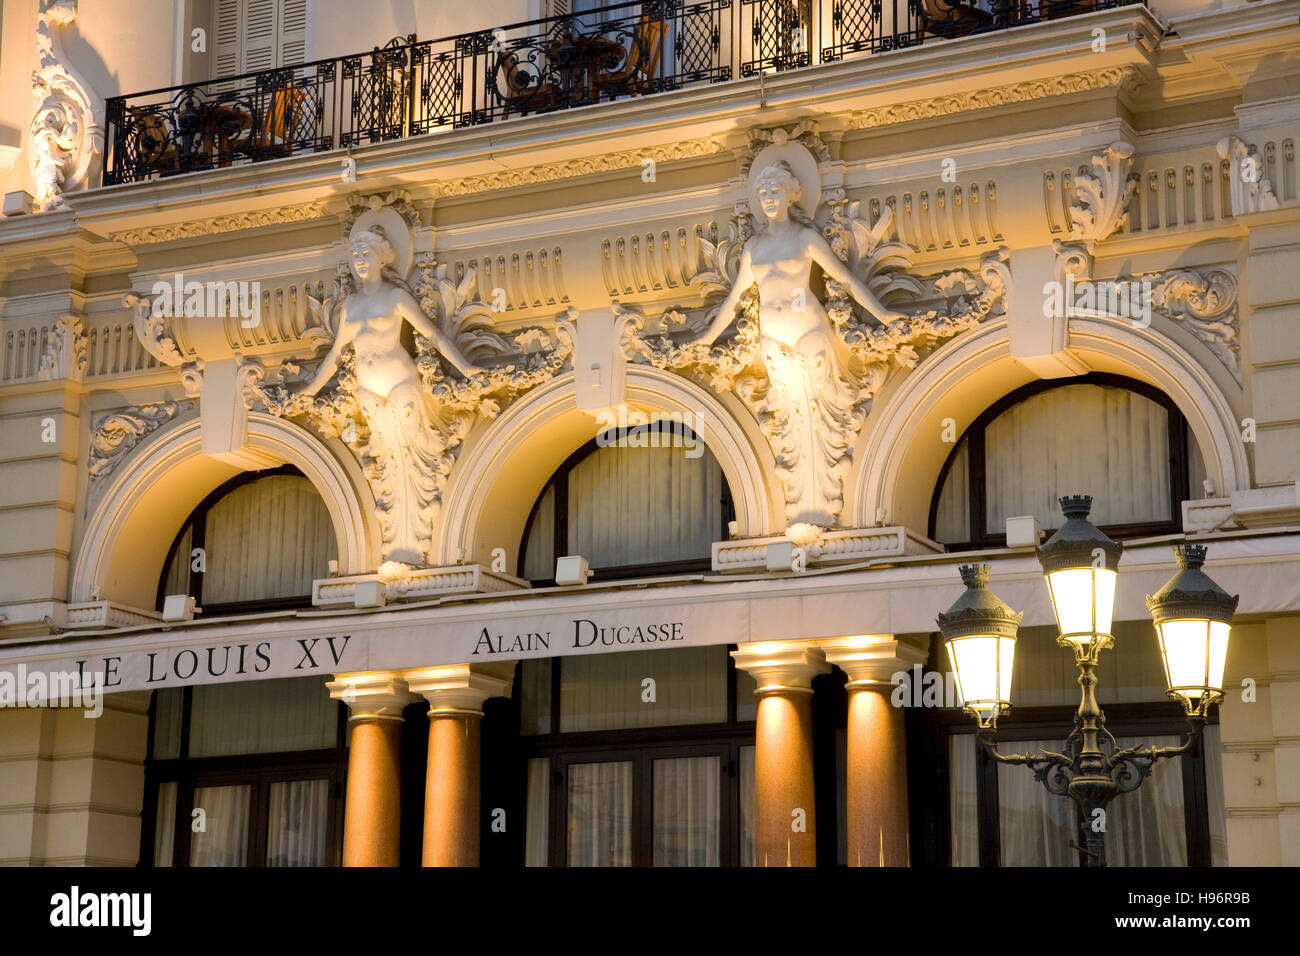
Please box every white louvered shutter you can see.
[550,0,572,15]
[213,0,310,79]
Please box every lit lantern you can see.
[936,564,1023,728]
[1036,495,1123,647]
[1146,544,1238,717]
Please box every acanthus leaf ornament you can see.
[1142,267,1241,383]
[124,291,184,367]
[36,313,88,383]
[1068,141,1138,244]
[29,0,102,212]
[88,400,195,484]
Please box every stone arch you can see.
[851,316,1249,535]
[436,365,779,568]
[73,412,378,607]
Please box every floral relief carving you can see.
[36,313,88,382]
[245,192,574,571]
[88,400,195,482]
[848,67,1142,130]
[1142,268,1241,383]
[108,200,329,246]
[621,125,1008,544]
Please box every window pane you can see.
[525,758,550,867]
[266,779,330,867]
[564,436,724,569]
[189,785,250,867]
[997,735,1187,866]
[933,437,970,544]
[153,781,177,867]
[736,667,758,722]
[653,756,720,866]
[1105,735,1186,866]
[567,761,633,866]
[1011,621,1171,707]
[739,745,755,867]
[519,659,552,735]
[160,522,193,603]
[949,735,978,866]
[201,474,336,605]
[151,688,183,760]
[997,741,1075,866]
[1204,723,1228,866]
[190,676,337,757]
[560,646,727,732]
[984,384,1171,531]
[521,485,555,581]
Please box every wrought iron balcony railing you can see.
[103,0,1142,185]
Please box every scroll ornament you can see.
[88,401,194,481]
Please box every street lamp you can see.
[936,495,1237,867]
[1146,544,1238,719]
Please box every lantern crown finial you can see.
[1174,543,1208,571]
[1059,494,1093,519]
[958,563,989,588]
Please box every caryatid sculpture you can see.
[696,149,904,543]
[299,211,479,568]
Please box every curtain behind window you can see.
[563,440,725,570]
[266,779,329,866]
[189,785,250,866]
[998,734,1186,866]
[201,475,336,606]
[189,676,338,757]
[567,761,633,866]
[559,645,727,732]
[984,384,1170,530]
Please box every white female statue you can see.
[697,159,904,542]
[302,224,479,567]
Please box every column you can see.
[819,636,928,867]
[731,642,829,867]
[327,672,415,867]
[404,663,515,867]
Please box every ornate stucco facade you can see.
[0,0,1298,868]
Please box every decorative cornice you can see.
[432,137,726,197]
[109,199,330,246]
[848,67,1142,130]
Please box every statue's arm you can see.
[699,248,755,346]
[399,293,478,377]
[301,308,353,395]
[810,233,905,322]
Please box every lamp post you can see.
[936,495,1238,867]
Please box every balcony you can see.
[103,0,1142,186]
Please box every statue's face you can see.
[756,171,797,220]
[350,240,384,280]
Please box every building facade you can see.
[0,0,1298,867]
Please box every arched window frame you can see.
[516,421,736,585]
[927,373,1193,551]
[155,463,320,616]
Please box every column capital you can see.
[403,662,517,717]
[816,636,929,689]
[327,671,417,721]
[731,641,830,696]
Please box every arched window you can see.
[157,465,337,614]
[518,421,735,583]
[929,374,1206,549]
